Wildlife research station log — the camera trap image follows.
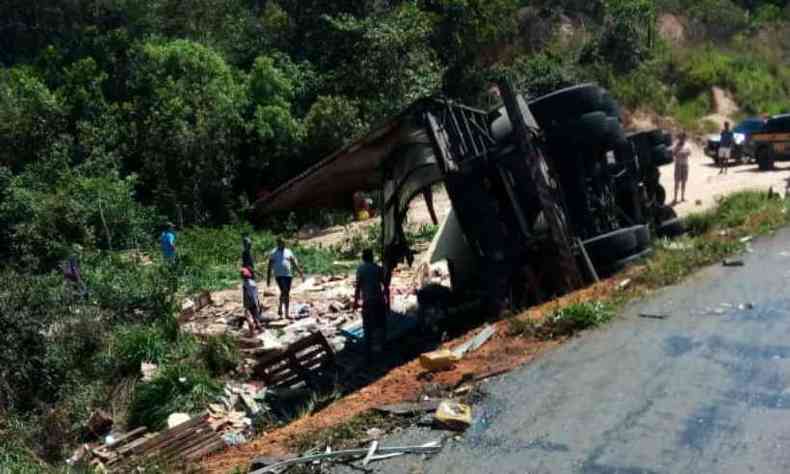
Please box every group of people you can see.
[157,225,390,359]
[672,122,734,205]
[239,236,390,361]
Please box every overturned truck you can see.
[256,82,680,317]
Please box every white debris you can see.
[141,362,159,382]
[167,413,190,429]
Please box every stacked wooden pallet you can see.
[91,413,224,472]
[254,332,336,390]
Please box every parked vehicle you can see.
[704,117,766,164]
[754,114,790,170]
[255,82,678,317]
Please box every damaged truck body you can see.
[256,82,679,317]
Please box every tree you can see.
[424,0,520,100]
[127,39,245,224]
[318,3,444,121]
[0,67,65,171]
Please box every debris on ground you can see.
[168,412,191,429]
[434,400,472,431]
[618,279,632,290]
[723,259,745,267]
[420,349,460,371]
[86,409,113,438]
[639,313,669,320]
[451,324,496,358]
[140,361,159,382]
[89,413,223,472]
[374,400,442,416]
[738,302,755,310]
[247,441,442,473]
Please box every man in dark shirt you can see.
[719,121,734,175]
[353,249,388,362]
[242,236,255,275]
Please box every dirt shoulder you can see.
[659,141,790,218]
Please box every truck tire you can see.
[603,247,653,274]
[582,226,640,267]
[633,224,651,250]
[600,91,622,120]
[757,147,775,171]
[657,217,685,237]
[529,84,605,128]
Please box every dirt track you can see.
[661,141,790,218]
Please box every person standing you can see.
[242,236,255,276]
[353,249,389,362]
[267,238,304,318]
[673,132,692,203]
[241,267,263,336]
[719,122,734,175]
[160,222,177,263]
[63,244,88,302]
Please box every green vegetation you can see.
[638,190,788,287]
[508,301,615,339]
[3,0,790,470]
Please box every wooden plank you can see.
[156,429,217,461]
[100,426,148,451]
[140,424,211,458]
[178,434,224,460]
[129,413,208,455]
[184,438,226,461]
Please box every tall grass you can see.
[127,364,222,430]
[638,190,788,288]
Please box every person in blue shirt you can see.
[160,222,177,263]
[719,121,734,175]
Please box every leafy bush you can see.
[199,334,241,377]
[127,364,222,430]
[105,324,172,376]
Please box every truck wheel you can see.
[603,247,653,274]
[529,84,605,128]
[655,185,666,206]
[757,148,775,171]
[600,91,622,120]
[657,217,685,237]
[582,227,639,267]
[561,111,609,144]
[632,224,651,250]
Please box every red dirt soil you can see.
[202,272,633,473]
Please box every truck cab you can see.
[754,114,790,170]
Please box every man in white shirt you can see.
[267,238,304,318]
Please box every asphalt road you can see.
[333,228,790,474]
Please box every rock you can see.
[366,428,385,440]
[167,413,191,429]
[87,409,113,437]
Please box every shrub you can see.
[127,364,222,430]
[104,322,178,377]
[199,334,241,377]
